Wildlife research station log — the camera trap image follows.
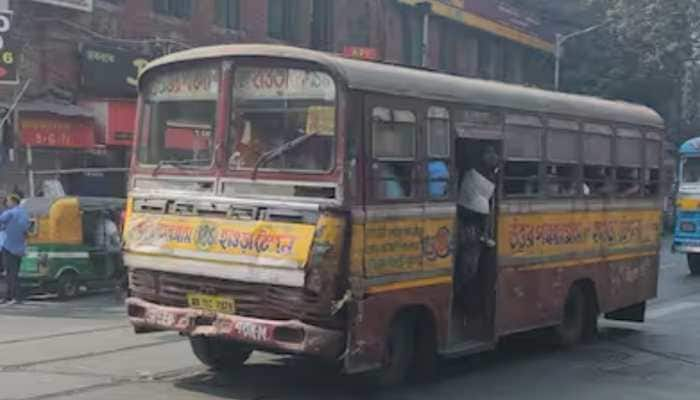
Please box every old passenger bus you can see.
[124,45,664,385]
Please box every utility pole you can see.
[416,1,432,68]
[554,22,609,91]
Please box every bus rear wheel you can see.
[687,254,700,275]
[189,336,252,370]
[555,285,589,348]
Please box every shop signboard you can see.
[30,0,93,12]
[0,10,18,84]
[81,44,149,98]
[20,113,95,149]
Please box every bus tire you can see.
[369,314,416,388]
[57,271,79,300]
[687,254,700,275]
[189,336,252,370]
[554,285,587,348]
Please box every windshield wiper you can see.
[152,159,211,177]
[251,132,318,180]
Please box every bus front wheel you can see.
[368,314,416,387]
[687,254,700,275]
[189,336,252,370]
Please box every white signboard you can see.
[147,66,220,102]
[30,0,93,12]
[235,68,336,101]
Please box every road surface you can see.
[1,240,700,400]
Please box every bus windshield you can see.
[682,157,700,184]
[228,67,337,173]
[138,65,220,168]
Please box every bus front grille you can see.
[129,269,342,329]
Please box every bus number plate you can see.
[187,293,236,315]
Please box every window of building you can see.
[504,42,524,84]
[153,0,192,18]
[372,107,416,200]
[215,0,240,30]
[401,7,423,67]
[427,107,451,198]
[268,0,299,42]
[439,21,457,74]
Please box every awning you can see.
[397,0,555,53]
[6,98,95,118]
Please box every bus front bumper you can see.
[126,298,345,359]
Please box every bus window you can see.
[646,169,661,196]
[504,161,539,197]
[229,67,337,172]
[682,157,700,183]
[139,65,220,167]
[372,108,416,200]
[427,107,450,199]
[584,166,614,196]
[545,164,578,197]
[617,167,642,197]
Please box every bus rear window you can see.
[138,65,220,168]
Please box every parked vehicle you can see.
[20,196,125,299]
[672,138,700,274]
[124,44,664,386]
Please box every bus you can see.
[673,137,700,274]
[123,45,664,386]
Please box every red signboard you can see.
[106,100,137,146]
[164,126,210,151]
[342,46,379,61]
[20,113,95,149]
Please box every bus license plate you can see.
[187,293,236,315]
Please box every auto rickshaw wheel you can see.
[57,271,79,300]
[687,254,700,275]
[189,336,253,370]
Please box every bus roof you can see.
[680,138,700,155]
[142,44,665,129]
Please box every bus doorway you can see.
[450,138,500,347]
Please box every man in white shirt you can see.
[456,145,499,314]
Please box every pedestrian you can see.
[0,193,30,305]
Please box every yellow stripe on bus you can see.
[366,276,453,295]
[517,251,658,272]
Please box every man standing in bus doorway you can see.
[457,145,499,317]
[0,193,30,305]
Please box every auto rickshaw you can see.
[19,197,126,300]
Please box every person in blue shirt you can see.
[428,160,449,198]
[0,193,30,304]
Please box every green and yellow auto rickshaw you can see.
[19,197,126,300]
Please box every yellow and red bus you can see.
[123,45,664,385]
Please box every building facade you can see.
[0,0,555,197]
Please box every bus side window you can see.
[372,107,416,200]
[504,161,539,196]
[427,107,451,199]
[584,166,614,196]
[617,167,642,197]
[545,164,579,197]
[646,169,661,196]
